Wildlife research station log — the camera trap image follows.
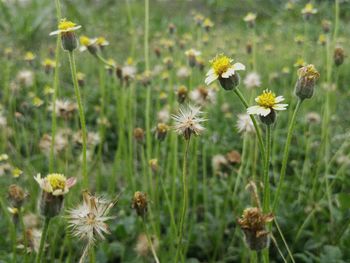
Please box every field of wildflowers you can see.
[0,0,349,262]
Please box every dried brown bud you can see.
[132,191,148,217]
[226,150,241,165]
[8,184,27,208]
[334,47,345,67]
[177,85,188,103]
[133,128,145,142]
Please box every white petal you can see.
[272,104,288,111]
[260,107,272,116]
[206,68,215,76]
[221,67,235,78]
[205,73,218,85]
[233,62,246,71]
[275,96,285,103]
[247,105,262,115]
[49,30,61,36]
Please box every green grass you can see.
[0,0,350,262]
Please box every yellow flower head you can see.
[247,89,288,117]
[294,58,306,68]
[34,173,76,196]
[256,90,277,108]
[50,18,81,36]
[24,51,36,61]
[80,36,92,46]
[96,37,109,46]
[297,64,320,80]
[46,173,66,191]
[42,58,56,67]
[58,19,78,31]
[244,12,257,23]
[12,168,23,178]
[210,54,232,76]
[302,3,317,15]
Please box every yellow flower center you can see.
[96,37,107,45]
[211,55,232,76]
[80,36,91,46]
[304,3,313,12]
[257,90,276,108]
[58,19,77,31]
[47,173,66,191]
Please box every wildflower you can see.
[17,70,34,88]
[149,159,159,173]
[138,71,152,86]
[295,64,320,100]
[12,167,23,178]
[322,20,331,34]
[18,228,42,253]
[79,36,98,55]
[155,123,168,141]
[246,41,253,54]
[24,51,36,64]
[294,35,304,45]
[172,104,206,140]
[236,114,255,134]
[334,47,345,67]
[32,96,44,107]
[0,154,9,161]
[238,207,273,251]
[157,107,170,123]
[73,131,100,148]
[35,173,76,217]
[196,57,205,71]
[163,56,174,70]
[8,184,27,208]
[294,58,306,68]
[247,89,288,125]
[132,191,148,218]
[134,128,145,142]
[203,18,214,32]
[306,112,321,124]
[67,191,117,261]
[50,99,77,119]
[205,54,245,90]
[285,1,294,10]
[185,48,201,67]
[168,23,176,34]
[96,36,109,49]
[50,18,81,52]
[243,12,257,28]
[177,66,191,79]
[244,72,261,89]
[212,154,229,176]
[122,65,137,84]
[318,34,327,46]
[154,47,161,58]
[226,150,241,165]
[189,86,216,106]
[302,3,317,18]
[42,58,56,74]
[194,13,204,26]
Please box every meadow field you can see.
[0,0,349,262]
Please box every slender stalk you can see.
[234,88,265,159]
[262,125,272,212]
[142,219,160,263]
[175,139,190,263]
[49,0,62,172]
[35,217,50,263]
[144,0,149,71]
[68,51,88,188]
[19,210,29,263]
[272,99,303,212]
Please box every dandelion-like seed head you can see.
[67,191,116,245]
[172,104,206,140]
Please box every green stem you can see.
[144,0,149,71]
[68,51,88,188]
[49,0,62,172]
[35,217,50,263]
[272,99,303,212]
[19,210,29,263]
[175,139,190,263]
[262,125,272,212]
[234,88,265,160]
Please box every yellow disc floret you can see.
[80,36,91,46]
[58,19,77,31]
[211,55,232,76]
[47,173,66,191]
[297,64,320,80]
[256,90,276,108]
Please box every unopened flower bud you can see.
[149,159,158,173]
[134,128,145,142]
[219,73,240,91]
[334,47,345,67]
[177,85,188,103]
[295,64,320,100]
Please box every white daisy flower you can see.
[49,18,81,36]
[247,89,288,117]
[205,54,245,86]
[172,104,206,139]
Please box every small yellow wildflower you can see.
[24,51,36,62]
[12,168,23,178]
[247,90,288,117]
[50,18,82,36]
